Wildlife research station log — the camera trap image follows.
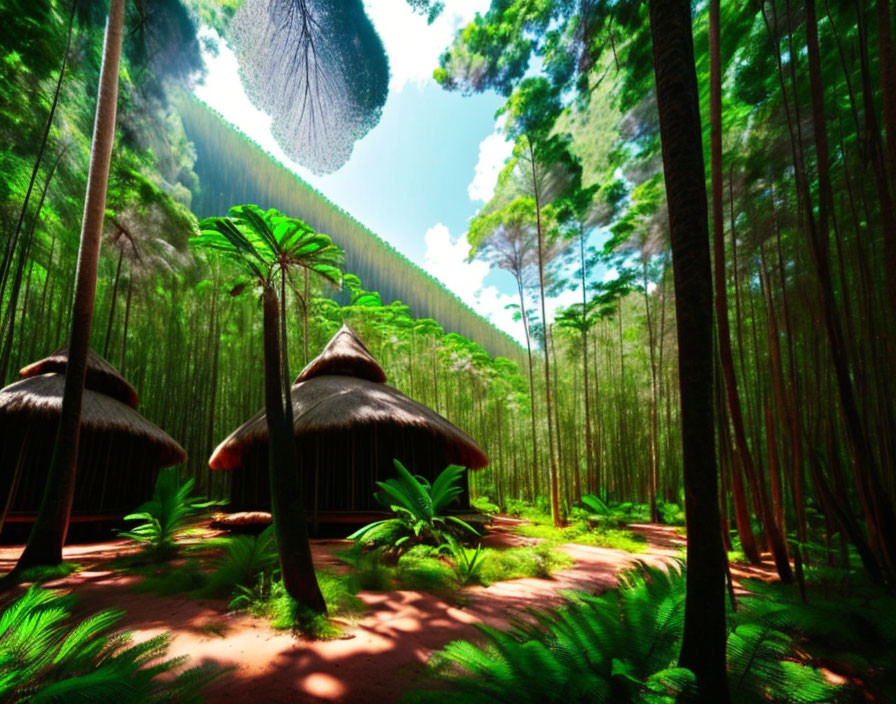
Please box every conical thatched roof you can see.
[211,325,488,471]
[0,374,186,467]
[19,347,139,409]
[294,324,386,384]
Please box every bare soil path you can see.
[0,521,752,703]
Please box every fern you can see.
[349,460,478,552]
[120,468,219,560]
[407,563,847,704]
[0,586,227,702]
[204,526,278,598]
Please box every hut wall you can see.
[0,419,159,535]
[229,426,472,515]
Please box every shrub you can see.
[407,564,842,704]
[235,571,363,639]
[203,526,278,598]
[349,460,479,551]
[120,469,218,560]
[470,495,501,515]
[477,544,574,584]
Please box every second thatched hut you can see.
[210,325,488,524]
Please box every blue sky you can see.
[193,0,582,344]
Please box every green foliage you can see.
[476,544,573,585]
[513,520,647,554]
[17,562,80,584]
[203,526,278,598]
[406,564,691,704]
[470,495,501,515]
[448,538,486,587]
[120,469,217,560]
[194,203,344,289]
[394,552,458,594]
[408,564,845,704]
[0,586,226,702]
[349,461,479,551]
[132,560,207,596]
[236,572,363,639]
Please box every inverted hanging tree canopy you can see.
[19,346,140,409]
[210,324,489,471]
[230,0,390,175]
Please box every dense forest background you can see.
[1,0,895,592]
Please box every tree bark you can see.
[11,0,126,573]
[649,0,730,699]
[262,286,326,614]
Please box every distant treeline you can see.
[178,96,524,364]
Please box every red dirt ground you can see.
[0,521,774,703]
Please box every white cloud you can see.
[468,121,514,202]
[363,0,491,91]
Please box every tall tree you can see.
[649,0,730,699]
[195,204,342,613]
[5,0,126,575]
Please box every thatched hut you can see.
[210,325,488,524]
[0,348,185,535]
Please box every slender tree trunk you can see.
[649,0,730,698]
[119,272,133,374]
[643,257,659,522]
[0,4,74,302]
[262,285,326,614]
[579,229,595,494]
[0,150,62,382]
[103,245,124,358]
[529,146,561,526]
[9,0,126,574]
[807,0,896,577]
[302,267,310,365]
[516,277,541,500]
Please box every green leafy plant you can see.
[477,544,574,584]
[470,495,501,515]
[407,563,843,704]
[119,469,217,560]
[407,564,692,703]
[448,538,487,586]
[235,571,363,639]
[0,586,226,702]
[348,460,479,551]
[204,526,279,598]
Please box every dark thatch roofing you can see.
[211,325,488,472]
[19,347,139,409]
[0,374,186,467]
[294,324,386,384]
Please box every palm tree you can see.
[5,0,127,578]
[194,204,343,615]
[648,0,730,700]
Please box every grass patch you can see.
[514,521,646,553]
[394,553,456,594]
[242,570,364,639]
[132,559,208,595]
[470,495,501,515]
[477,544,573,584]
[18,562,81,584]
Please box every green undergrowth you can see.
[514,521,647,553]
[17,562,81,584]
[340,542,574,595]
[470,495,502,515]
[407,562,853,704]
[238,571,365,639]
